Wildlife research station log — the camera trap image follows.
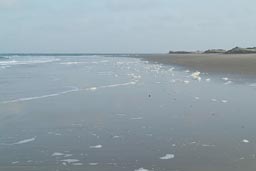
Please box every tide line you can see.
[1,81,137,104]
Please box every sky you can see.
[1,0,256,53]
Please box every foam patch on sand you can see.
[160,154,175,160]
[191,71,201,81]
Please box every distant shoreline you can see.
[138,53,256,77]
[2,52,256,77]
[169,46,256,54]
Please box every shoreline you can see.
[137,53,256,78]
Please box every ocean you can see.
[1,54,256,171]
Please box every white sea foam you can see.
[160,154,175,160]
[88,87,97,91]
[90,145,102,149]
[211,98,218,102]
[0,58,60,66]
[85,82,137,91]
[224,81,232,85]
[48,132,62,136]
[184,80,190,84]
[73,163,83,166]
[89,163,99,166]
[60,60,108,65]
[205,78,211,82]
[2,93,60,104]
[97,71,114,76]
[201,144,216,147]
[11,137,36,145]
[60,62,88,65]
[61,159,80,164]
[249,83,256,87]
[134,168,150,171]
[64,154,73,157]
[221,100,228,103]
[1,87,79,104]
[168,67,175,72]
[1,81,136,104]
[0,65,11,70]
[222,77,229,81]
[128,73,142,80]
[242,139,250,143]
[116,114,127,117]
[0,58,60,70]
[52,152,64,157]
[194,97,200,100]
[130,117,143,120]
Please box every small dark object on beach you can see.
[148,94,151,98]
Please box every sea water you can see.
[0,54,256,171]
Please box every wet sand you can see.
[139,54,256,76]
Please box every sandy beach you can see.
[139,54,256,76]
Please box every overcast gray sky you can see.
[1,0,256,53]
